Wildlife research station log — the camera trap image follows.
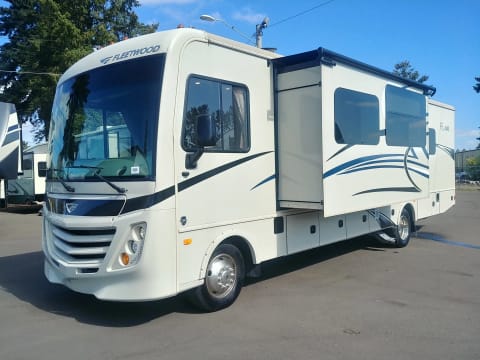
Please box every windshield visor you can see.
[48,54,165,180]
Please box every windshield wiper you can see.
[49,168,75,192]
[66,165,127,194]
[92,168,127,194]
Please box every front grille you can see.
[50,224,116,271]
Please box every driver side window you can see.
[182,76,250,153]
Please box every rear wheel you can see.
[188,243,245,312]
[395,208,412,248]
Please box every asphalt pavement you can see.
[0,190,479,360]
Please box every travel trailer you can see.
[0,102,22,207]
[0,143,47,206]
[42,29,455,311]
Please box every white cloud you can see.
[456,128,480,150]
[457,129,480,138]
[232,8,266,25]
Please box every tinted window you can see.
[385,85,426,147]
[38,161,47,178]
[183,76,250,152]
[334,88,379,145]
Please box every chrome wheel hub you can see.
[398,215,410,240]
[206,254,237,299]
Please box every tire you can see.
[188,243,245,312]
[395,208,412,248]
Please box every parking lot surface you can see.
[0,190,479,360]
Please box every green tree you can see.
[393,60,429,83]
[465,155,480,181]
[0,0,158,142]
[474,76,480,93]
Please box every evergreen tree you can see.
[0,0,158,142]
[393,60,429,84]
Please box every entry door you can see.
[176,75,254,231]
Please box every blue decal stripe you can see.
[323,153,404,179]
[407,167,429,178]
[342,164,405,174]
[326,145,353,161]
[408,148,418,159]
[178,151,272,192]
[348,159,403,170]
[251,174,275,191]
[354,187,420,195]
[407,159,429,169]
[7,124,19,132]
[347,158,429,171]
[3,132,19,146]
[340,164,428,178]
[437,144,455,159]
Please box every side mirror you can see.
[428,128,436,156]
[185,114,217,169]
[196,114,217,147]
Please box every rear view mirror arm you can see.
[185,148,204,169]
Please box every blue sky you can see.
[1,0,479,150]
[136,0,479,150]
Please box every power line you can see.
[0,69,61,76]
[269,0,338,28]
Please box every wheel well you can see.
[221,236,255,274]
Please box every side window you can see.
[183,76,250,152]
[37,161,47,178]
[334,88,379,145]
[385,85,426,147]
[22,158,33,178]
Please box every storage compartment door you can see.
[286,212,320,254]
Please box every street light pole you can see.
[255,17,269,49]
[199,14,254,45]
[201,14,270,49]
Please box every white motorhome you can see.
[0,102,22,207]
[0,102,21,178]
[42,29,455,311]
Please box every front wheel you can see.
[395,208,412,248]
[188,243,245,312]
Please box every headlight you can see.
[116,222,146,268]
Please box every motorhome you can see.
[42,29,455,311]
[0,102,22,207]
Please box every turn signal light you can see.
[120,252,130,266]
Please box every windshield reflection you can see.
[48,54,165,181]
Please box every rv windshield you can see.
[48,54,165,181]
